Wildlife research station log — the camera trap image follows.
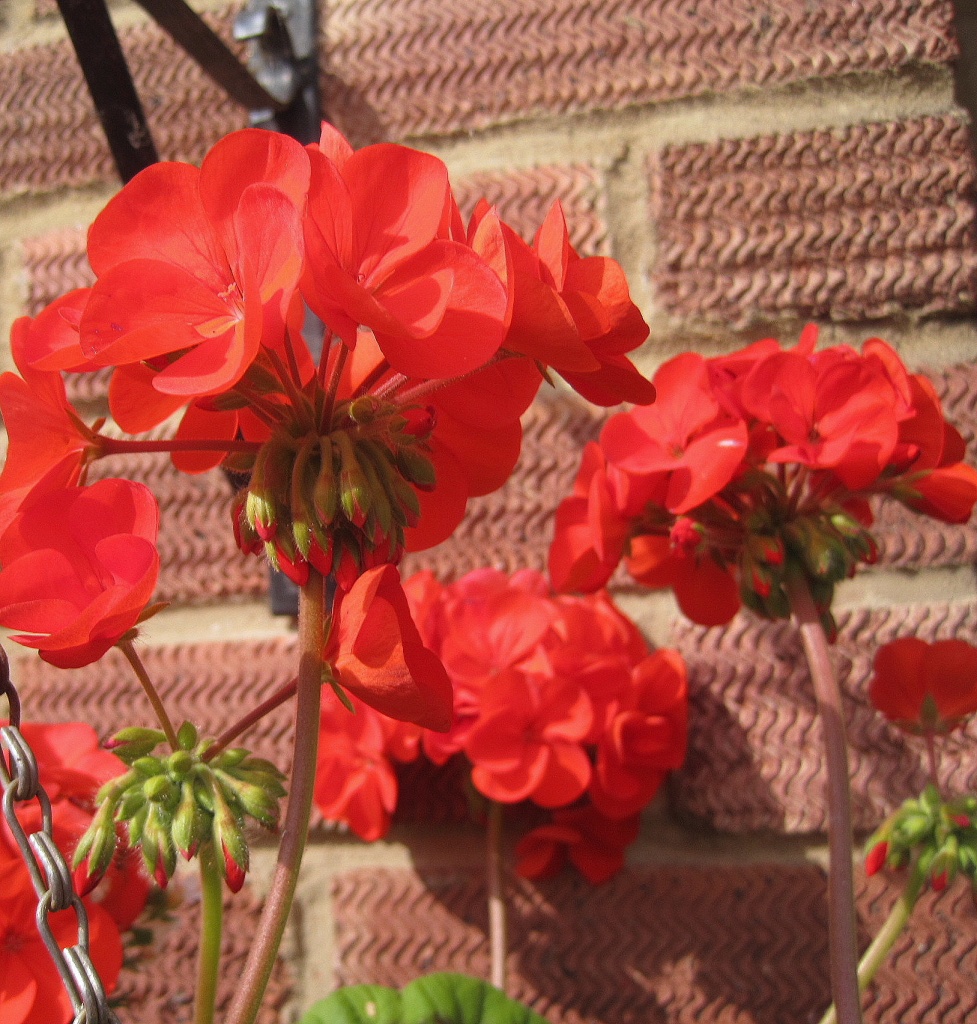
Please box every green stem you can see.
[224,570,327,1024]
[786,573,862,1024]
[818,865,925,1024]
[117,637,179,750]
[487,801,508,993]
[195,843,224,1024]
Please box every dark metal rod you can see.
[130,0,288,111]
[56,0,160,183]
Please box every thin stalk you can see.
[320,343,349,433]
[117,637,179,750]
[786,573,862,1024]
[224,571,327,1024]
[195,843,224,1024]
[818,865,925,1024]
[267,349,314,420]
[925,733,941,793]
[350,359,395,400]
[98,436,260,457]
[487,801,508,993]
[202,677,298,763]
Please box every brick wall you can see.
[2,1,977,1021]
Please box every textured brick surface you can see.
[322,0,958,144]
[13,636,298,765]
[0,12,247,195]
[332,864,977,1023]
[90,448,267,605]
[650,115,977,326]
[1,1,959,193]
[115,883,289,1024]
[672,601,977,835]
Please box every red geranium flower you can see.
[600,352,747,515]
[0,478,160,668]
[314,698,398,841]
[869,636,977,736]
[589,649,688,818]
[515,806,640,884]
[0,884,123,1024]
[327,563,453,730]
[466,671,592,807]
[82,129,309,404]
[302,124,507,380]
[0,313,103,535]
[0,720,144,1024]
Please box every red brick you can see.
[650,115,977,326]
[331,863,977,1023]
[672,601,977,834]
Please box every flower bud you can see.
[172,780,205,860]
[865,840,889,877]
[335,432,371,528]
[399,405,436,439]
[312,439,340,525]
[72,802,119,893]
[176,721,198,751]
[348,395,382,423]
[393,447,436,491]
[105,727,167,765]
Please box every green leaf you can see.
[298,975,549,1024]
[402,973,549,1024]
[300,985,401,1024]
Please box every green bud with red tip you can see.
[104,726,168,765]
[83,722,286,891]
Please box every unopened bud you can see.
[393,447,436,491]
[865,841,889,877]
[172,781,204,860]
[105,728,167,765]
[399,405,436,439]
[335,432,371,527]
[176,721,198,752]
[313,439,340,525]
[348,395,382,423]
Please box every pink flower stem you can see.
[98,437,261,456]
[487,800,508,993]
[224,571,327,1024]
[818,863,925,1024]
[786,573,863,1024]
[117,636,179,750]
[201,677,298,763]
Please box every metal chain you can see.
[0,649,122,1024]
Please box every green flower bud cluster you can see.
[235,399,436,585]
[865,785,977,892]
[737,503,878,638]
[74,722,286,893]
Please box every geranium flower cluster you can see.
[864,637,977,893]
[551,327,977,634]
[0,122,652,717]
[314,568,688,883]
[0,721,148,1024]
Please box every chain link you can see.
[0,649,121,1024]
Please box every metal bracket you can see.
[56,0,318,182]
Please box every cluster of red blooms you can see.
[551,326,977,634]
[0,721,148,1024]
[0,123,652,730]
[864,637,977,892]
[314,568,688,884]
